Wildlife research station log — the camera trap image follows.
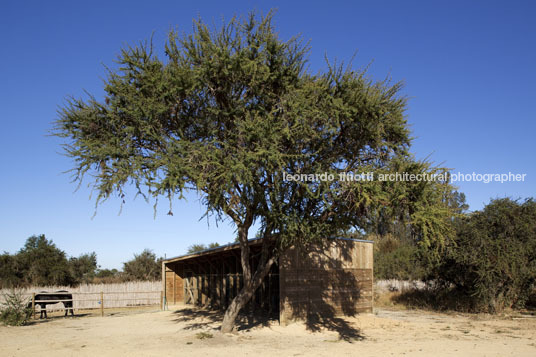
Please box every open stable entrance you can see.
[163,240,279,314]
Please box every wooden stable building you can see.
[162,237,373,324]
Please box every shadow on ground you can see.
[26,313,91,325]
[171,306,364,341]
[171,307,275,332]
[302,312,365,342]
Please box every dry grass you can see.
[374,280,424,310]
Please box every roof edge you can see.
[163,236,373,264]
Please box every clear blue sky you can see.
[1,1,534,269]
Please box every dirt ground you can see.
[1,304,535,356]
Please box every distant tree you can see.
[123,249,162,281]
[0,253,21,288]
[93,268,121,283]
[186,242,220,254]
[16,235,72,286]
[69,252,97,284]
[186,244,206,254]
[447,190,469,214]
[54,12,456,332]
[95,268,119,278]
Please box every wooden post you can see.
[196,275,200,305]
[160,290,164,310]
[222,274,227,308]
[173,269,176,305]
[207,262,210,304]
[100,292,104,317]
[268,273,272,313]
[32,293,36,320]
[161,260,166,309]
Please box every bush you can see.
[373,235,429,281]
[0,290,32,326]
[0,253,21,288]
[123,249,162,281]
[436,198,536,312]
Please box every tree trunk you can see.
[220,283,256,333]
[220,255,275,333]
[220,223,275,333]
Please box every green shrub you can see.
[373,235,429,281]
[0,290,32,326]
[436,198,536,312]
[195,332,213,339]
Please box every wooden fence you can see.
[29,290,164,318]
[0,282,164,318]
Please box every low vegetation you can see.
[435,198,536,312]
[375,197,536,313]
[0,289,31,326]
[195,332,214,339]
[373,235,428,281]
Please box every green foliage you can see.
[16,235,73,286]
[93,268,121,284]
[0,253,21,289]
[0,236,99,287]
[208,242,221,249]
[122,249,162,281]
[436,198,536,312]
[53,12,460,330]
[0,237,165,286]
[53,11,455,257]
[373,234,428,280]
[0,290,32,326]
[186,242,220,254]
[69,252,98,284]
[195,332,213,339]
[95,268,119,278]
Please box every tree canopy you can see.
[187,242,220,254]
[0,235,98,287]
[54,12,456,331]
[122,249,162,281]
[17,235,72,286]
[69,252,98,284]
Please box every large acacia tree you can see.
[55,12,454,332]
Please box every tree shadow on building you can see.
[280,239,370,342]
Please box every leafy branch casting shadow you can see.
[283,240,367,342]
[304,312,365,342]
[169,239,368,342]
[171,307,276,332]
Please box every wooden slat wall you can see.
[165,270,174,303]
[164,264,184,305]
[279,240,373,325]
[164,250,279,313]
[163,238,373,323]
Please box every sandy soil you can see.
[1,305,535,356]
